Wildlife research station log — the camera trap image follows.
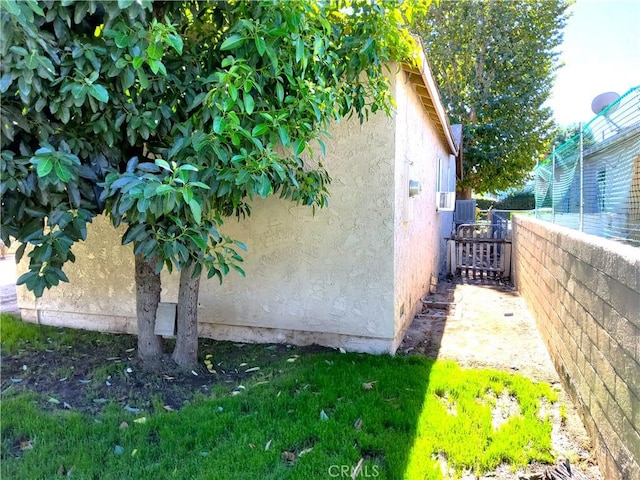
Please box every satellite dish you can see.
[591,91,620,115]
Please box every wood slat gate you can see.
[448,223,512,279]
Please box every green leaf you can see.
[360,38,375,55]
[252,123,270,137]
[115,32,130,48]
[220,34,246,51]
[132,56,144,69]
[122,68,135,90]
[155,184,173,195]
[278,127,290,147]
[276,82,284,103]
[138,70,148,89]
[295,37,304,63]
[228,83,238,101]
[182,186,194,204]
[26,51,39,69]
[166,34,184,54]
[88,84,109,103]
[189,234,207,250]
[60,107,70,124]
[213,117,227,135]
[54,162,72,183]
[257,175,271,197]
[255,36,266,56]
[190,181,210,190]
[317,138,326,156]
[0,74,12,93]
[147,42,163,60]
[148,59,167,76]
[192,130,208,151]
[294,139,305,156]
[36,158,53,177]
[243,93,255,115]
[188,199,202,224]
[231,264,246,276]
[155,159,172,171]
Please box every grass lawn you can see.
[1,314,559,479]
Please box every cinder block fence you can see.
[512,215,640,480]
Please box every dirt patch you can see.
[1,336,328,414]
[400,278,602,480]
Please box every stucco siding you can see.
[16,65,454,354]
[17,217,137,326]
[391,70,450,348]
[18,97,398,352]
[166,109,398,344]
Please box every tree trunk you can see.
[171,263,201,369]
[457,186,473,199]
[134,253,164,362]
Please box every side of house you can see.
[391,62,458,349]
[17,54,458,354]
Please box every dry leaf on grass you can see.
[20,438,33,451]
[351,458,364,479]
[282,451,296,463]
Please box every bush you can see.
[495,192,535,210]
[475,198,496,210]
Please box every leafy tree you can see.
[413,0,569,196]
[1,0,423,368]
[552,122,596,150]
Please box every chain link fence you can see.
[534,86,640,246]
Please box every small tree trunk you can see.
[171,263,201,369]
[457,186,473,200]
[134,253,164,362]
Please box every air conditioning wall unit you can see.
[436,191,456,211]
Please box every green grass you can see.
[0,313,133,354]
[1,317,559,480]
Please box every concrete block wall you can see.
[512,215,640,480]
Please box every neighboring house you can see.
[579,124,640,241]
[17,46,459,354]
[535,86,640,244]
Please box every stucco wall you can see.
[391,70,452,349]
[18,68,452,354]
[512,215,640,480]
[166,103,398,351]
[17,218,138,333]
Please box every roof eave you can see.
[401,38,458,156]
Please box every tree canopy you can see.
[1,0,424,367]
[413,0,569,195]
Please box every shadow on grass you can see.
[2,299,558,479]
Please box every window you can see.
[597,169,606,212]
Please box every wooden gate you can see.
[448,223,511,279]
